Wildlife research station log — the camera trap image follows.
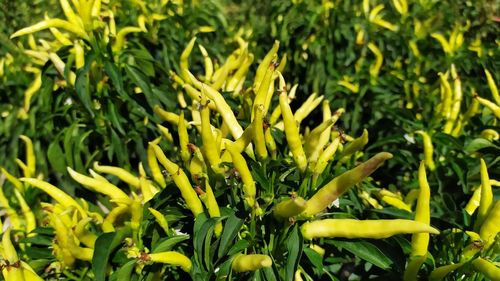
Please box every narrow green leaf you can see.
[152,235,189,253]
[285,225,303,281]
[327,240,393,270]
[47,140,66,173]
[109,260,136,281]
[92,227,131,281]
[218,212,244,258]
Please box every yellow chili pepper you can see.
[13,189,36,234]
[139,175,156,203]
[474,159,493,231]
[269,83,297,126]
[295,268,304,281]
[474,94,500,119]
[471,257,500,280]
[279,90,307,173]
[302,152,392,217]
[367,42,383,77]
[20,261,43,281]
[273,193,307,218]
[1,229,25,281]
[226,144,256,208]
[254,41,279,92]
[200,93,223,173]
[479,200,500,249]
[180,37,197,81]
[230,124,255,155]
[102,205,129,232]
[23,71,42,113]
[1,167,24,192]
[147,139,166,188]
[452,94,479,137]
[444,66,463,134]
[253,104,268,160]
[67,167,131,204]
[429,263,464,281]
[93,162,140,188]
[464,186,482,215]
[73,217,97,248]
[309,244,325,257]
[10,19,88,40]
[73,40,85,69]
[412,162,431,254]
[264,126,277,160]
[156,124,174,143]
[64,224,94,262]
[294,94,324,125]
[20,178,87,217]
[149,207,170,234]
[198,178,222,237]
[112,26,144,52]
[176,111,191,165]
[438,72,453,119]
[147,251,192,272]
[339,129,369,159]
[359,191,383,209]
[49,213,76,266]
[190,80,245,143]
[253,63,275,120]
[153,106,190,128]
[484,68,500,105]
[312,137,341,181]
[480,129,500,141]
[19,135,35,177]
[226,54,254,93]
[232,254,273,272]
[380,196,412,212]
[403,161,431,281]
[392,0,408,15]
[304,114,342,161]
[189,144,207,177]
[198,44,214,82]
[301,219,439,240]
[151,143,204,216]
[415,130,436,171]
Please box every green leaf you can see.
[464,138,499,153]
[218,212,244,258]
[124,65,159,112]
[285,225,303,281]
[327,240,393,270]
[109,260,136,281]
[92,227,131,281]
[47,140,66,173]
[74,55,96,117]
[226,240,249,257]
[303,247,323,272]
[152,235,190,253]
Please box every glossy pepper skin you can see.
[404,161,431,281]
[301,152,392,217]
[301,219,439,240]
[279,89,308,173]
[148,251,192,272]
[231,254,272,272]
[273,194,307,218]
[471,258,500,281]
[474,159,493,231]
[151,144,204,216]
[479,200,500,249]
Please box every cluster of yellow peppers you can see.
[0,38,446,279]
[6,0,179,119]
